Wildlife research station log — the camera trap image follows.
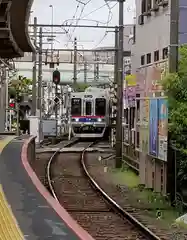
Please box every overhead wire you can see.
[92,2,117,49]
[68,0,92,45]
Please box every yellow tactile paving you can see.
[0,136,16,153]
[0,185,24,239]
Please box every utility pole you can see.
[84,61,87,83]
[73,37,77,86]
[110,26,119,149]
[55,84,58,137]
[169,0,179,73]
[114,27,119,85]
[31,17,37,115]
[96,55,99,81]
[167,0,179,203]
[94,53,99,81]
[37,27,42,111]
[116,0,124,168]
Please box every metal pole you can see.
[167,0,179,203]
[84,61,87,83]
[96,55,99,81]
[49,5,54,63]
[5,69,9,131]
[31,17,37,115]
[16,103,19,136]
[115,0,124,168]
[38,27,43,143]
[55,84,58,137]
[73,37,77,86]
[114,26,119,84]
[169,0,179,73]
[37,27,42,110]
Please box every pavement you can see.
[0,136,93,240]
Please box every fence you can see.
[122,97,168,194]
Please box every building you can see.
[124,0,187,195]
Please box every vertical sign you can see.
[158,98,168,161]
[139,98,149,152]
[149,99,158,156]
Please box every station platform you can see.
[0,135,94,240]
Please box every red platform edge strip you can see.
[21,136,95,240]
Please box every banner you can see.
[124,74,136,108]
[139,98,149,152]
[158,98,168,161]
[149,99,158,156]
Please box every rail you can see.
[81,149,160,240]
[46,138,80,201]
[46,140,160,240]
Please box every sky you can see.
[30,0,135,49]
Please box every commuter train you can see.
[70,87,111,138]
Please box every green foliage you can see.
[9,75,32,98]
[162,45,187,182]
[74,83,89,92]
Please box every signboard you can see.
[139,98,149,152]
[124,74,136,108]
[149,99,158,156]
[158,98,168,161]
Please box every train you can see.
[70,87,111,138]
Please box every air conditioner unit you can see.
[151,3,159,11]
[138,15,144,25]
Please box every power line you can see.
[91,2,117,49]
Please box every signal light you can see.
[53,70,60,85]
[9,103,15,108]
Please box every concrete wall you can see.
[131,0,170,73]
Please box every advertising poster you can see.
[125,74,136,108]
[158,98,168,161]
[149,99,158,156]
[139,98,149,152]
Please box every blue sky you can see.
[31,0,135,49]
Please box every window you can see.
[154,50,159,61]
[86,101,92,115]
[71,98,81,116]
[141,55,145,65]
[146,53,151,64]
[162,47,168,59]
[95,98,106,116]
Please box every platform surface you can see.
[0,137,82,239]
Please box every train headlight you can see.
[75,118,79,122]
[97,118,102,122]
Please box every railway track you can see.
[46,140,161,240]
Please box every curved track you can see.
[46,140,160,240]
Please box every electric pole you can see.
[31,17,37,115]
[37,27,42,111]
[84,61,87,83]
[116,0,124,168]
[167,0,179,203]
[73,37,77,86]
[94,53,99,81]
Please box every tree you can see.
[9,75,32,99]
[162,45,187,183]
[74,83,89,92]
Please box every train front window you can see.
[71,98,81,115]
[86,101,92,115]
[95,98,106,116]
